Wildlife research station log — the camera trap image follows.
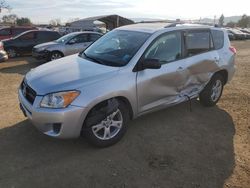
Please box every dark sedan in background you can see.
[227,29,246,40]
[1,30,61,58]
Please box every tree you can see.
[49,18,61,26]
[218,14,224,26]
[2,14,17,24]
[237,14,250,28]
[0,0,11,12]
[16,17,32,26]
[226,21,237,28]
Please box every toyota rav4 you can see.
[18,23,236,147]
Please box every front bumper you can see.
[18,88,88,139]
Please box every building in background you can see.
[67,15,134,33]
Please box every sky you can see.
[2,0,250,24]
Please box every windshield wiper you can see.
[81,52,105,65]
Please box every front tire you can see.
[50,51,63,61]
[83,100,129,147]
[199,74,224,107]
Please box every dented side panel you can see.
[137,51,220,114]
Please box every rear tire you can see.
[83,100,129,147]
[6,48,17,58]
[199,74,224,107]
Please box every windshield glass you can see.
[80,30,151,67]
[56,33,78,43]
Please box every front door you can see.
[136,31,188,113]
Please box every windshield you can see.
[56,33,78,43]
[80,30,151,67]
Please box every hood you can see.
[25,54,120,95]
[34,41,58,49]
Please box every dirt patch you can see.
[0,42,249,188]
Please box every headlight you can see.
[40,91,80,108]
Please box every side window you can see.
[0,28,11,36]
[185,31,211,56]
[19,32,35,40]
[144,32,182,64]
[49,32,60,40]
[70,34,88,44]
[37,32,59,41]
[89,34,101,42]
[37,32,48,41]
[211,30,224,50]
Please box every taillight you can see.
[229,46,237,54]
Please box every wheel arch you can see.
[86,96,134,120]
[214,69,228,85]
[50,50,64,57]
[5,46,18,57]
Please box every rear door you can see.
[179,29,219,96]
[64,33,89,55]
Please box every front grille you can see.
[20,80,37,105]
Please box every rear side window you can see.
[211,30,224,50]
[37,32,60,41]
[37,32,49,40]
[89,34,102,42]
[185,31,211,56]
[49,32,61,40]
[70,34,88,44]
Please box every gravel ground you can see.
[0,41,249,188]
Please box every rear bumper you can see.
[0,50,8,61]
[18,88,88,139]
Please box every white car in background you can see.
[32,31,103,61]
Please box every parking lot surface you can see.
[0,41,249,188]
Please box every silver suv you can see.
[32,31,102,61]
[19,23,236,147]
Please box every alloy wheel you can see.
[211,80,222,102]
[91,109,123,140]
[7,49,16,58]
[51,53,62,60]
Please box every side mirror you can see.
[138,59,161,71]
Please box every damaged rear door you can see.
[179,29,220,97]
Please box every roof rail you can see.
[164,21,186,28]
